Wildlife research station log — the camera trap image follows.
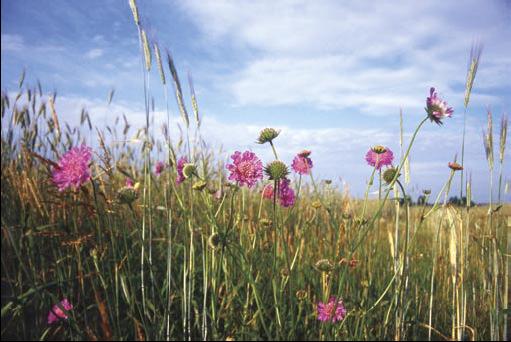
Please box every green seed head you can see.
[182,163,197,179]
[383,167,400,185]
[264,160,289,180]
[257,128,280,144]
[314,259,334,273]
[117,186,138,204]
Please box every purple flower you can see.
[365,147,394,170]
[154,161,166,176]
[317,297,347,323]
[226,151,263,188]
[426,87,453,124]
[262,183,274,200]
[176,156,188,185]
[47,298,73,325]
[278,179,295,207]
[125,177,134,188]
[291,150,313,175]
[52,145,92,191]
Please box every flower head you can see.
[176,156,188,185]
[257,128,280,144]
[154,161,166,176]
[448,161,463,171]
[426,87,453,124]
[226,151,263,188]
[292,151,313,175]
[264,160,289,180]
[47,298,73,325]
[278,178,295,207]
[52,145,92,192]
[262,184,274,200]
[317,297,346,323]
[365,146,393,170]
[125,177,134,188]
[383,167,400,185]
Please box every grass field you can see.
[1,1,509,341]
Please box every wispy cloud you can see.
[1,34,25,52]
[85,48,104,59]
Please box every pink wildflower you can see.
[365,147,393,170]
[226,151,263,188]
[154,161,166,176]
[317,297,347,323]
[291,151,313,175]
[426,87,453,124]
[262,184,274,200]
[278,179,295,207]
[52,145,92,191]
[125,177,134,187]
[47,298,73,325]
[176,156,188,185]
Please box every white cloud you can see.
[1,34,25,52]
[85,48,104,59]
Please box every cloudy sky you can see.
[1,0,510,202]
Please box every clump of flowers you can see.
[365,146,393,170]
[278,179,295,207]
[256,128,280,144]
[426,87,453,124]
[154,161,166,176]
[52,145,92,192]
[291,150,313,175]
[226,151,263,188]
[317,297,347,323]
[176,156,188,185]
[47,298,73,325]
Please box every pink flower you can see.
[52,145,92,191]
[176,156,188,185]
[317,297,346,323]
[365,147,393,170]
[262,184,274,200]
[426,87,453,124]
[47,298,73,324]
[291,151,313,175]
[226,151,263,188]
[125,177,134,187]
[278,179,295,207]
[154,161,166,176]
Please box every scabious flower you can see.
[154,161,166,176]
[365,146,393,170]
[426,87,453,124]
[278,179,295,207]
[176,156,188,185]
[52,145,92,192]
[125,177,134,188]
[317,297,347,323]
[226,151,263,188]
[264,160,289,180]
[47,298,73,325]
[262,184,274,200]
[292,151,313,175]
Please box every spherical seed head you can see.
[314,259,334,273]
[192,180,207,191]
[208,233,222,250]
[371,145,387,154]
[264,160,289,180]
[383,167,400,185]
[117,186,138,204]
[182,163,197,179]
[257,128,280,144]
[448,162,463,171]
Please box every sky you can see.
[1,0,510,202]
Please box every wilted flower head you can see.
[52,145,92,192]
[264,160,289,180]
[314,259,334,272]
[278,179,296,207]
[176,156,188,185]
[448,161,463,171]
[226,151,263,188]
[262,183,274,200]
[257,128,280,144]
[292,151,313,175]
[317,297,347,323]
[47,298,73,325]
[365,146,393,170]
[426,87,453,124]
[154,161,166,176]
[383,167,400,185]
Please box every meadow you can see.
[1,1,509,341]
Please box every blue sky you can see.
[2,0,510,202]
